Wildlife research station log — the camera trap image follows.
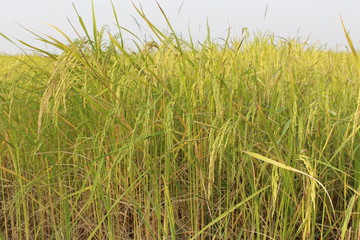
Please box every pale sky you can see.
[0,0,359,54]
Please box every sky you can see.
[0,0,359,54]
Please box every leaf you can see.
[190,185,269,240]
[243,151,335,214]
[340,16,359,63]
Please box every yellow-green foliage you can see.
[0,19,360,240]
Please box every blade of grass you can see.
[243,151,335,215]
[340,15,359,63]
[189,185,269,240]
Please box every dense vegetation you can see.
[0,5,360,240]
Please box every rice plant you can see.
[0,3,359,240]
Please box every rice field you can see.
[0,5,360,240]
